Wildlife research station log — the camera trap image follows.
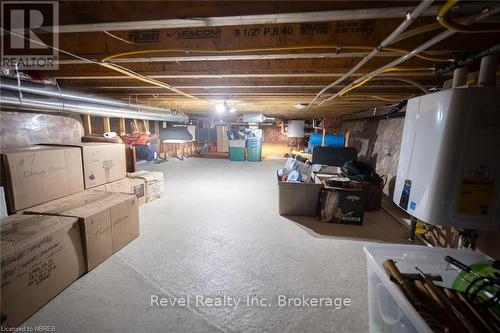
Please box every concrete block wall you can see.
[341,117,404,198]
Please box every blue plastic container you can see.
[309,133,345,147]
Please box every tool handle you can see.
[445,255,471,273]
[383,260,406,285]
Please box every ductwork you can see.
[242,114,276,123]
[0,77,188,122]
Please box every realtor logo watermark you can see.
[1,1,59,70]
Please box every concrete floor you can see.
[24,158,415,332]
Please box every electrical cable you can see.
[437,0,500,34]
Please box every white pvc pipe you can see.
[307,0,435,108]
[318,4,500,107]
[478,55,498,87]
[452,66,468,88]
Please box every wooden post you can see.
[345,129,350,147]
[132,119,139,132]
[119,118,126,135]
[143,119,149,133]
[103,117,111,133]
[82,114,92,135]
[154,121,159,134]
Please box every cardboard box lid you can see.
[40,142,124,149]
[0,214,78,253]
[1,145,74,155]
[24,190,136,219]
[127,170,163,183]
[105,178,130,192]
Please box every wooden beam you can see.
[103,117,111,132]
[51,6,438,33]
[119,118,126,135]
[154,121,159,134]
[82,114,92,134]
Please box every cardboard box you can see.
[104,177,146,206]
[25,190,139,271]
[319,188,365,225]
[0,146,84,213]
[127,171,164,202]
[105,178,130,193]
[277,181,322,216]
[1,214,85,327]
[41,143,126,189]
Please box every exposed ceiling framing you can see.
[9,1,500,118]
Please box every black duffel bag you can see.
[341,160,383,183]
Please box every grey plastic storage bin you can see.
[278,181,321,216]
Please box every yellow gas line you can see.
[437,0,500,34]
[99,63,213,104]
[338,67,433,97]
[101,45,449,63]
[99,46,447,102]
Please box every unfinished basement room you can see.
[1,1,500,332]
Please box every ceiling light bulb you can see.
[294,103,307,110]
[215,104,225,113]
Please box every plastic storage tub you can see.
[229,140,246,161]
[246,138,262,162]
[363,243,491,333]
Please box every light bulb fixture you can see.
[215,100,237,114]
[215,103,225,113]
[294,103,307,110]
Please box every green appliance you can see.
[246,138,262,162]
[229,140,246,161]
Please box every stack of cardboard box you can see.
[0,142,163,328]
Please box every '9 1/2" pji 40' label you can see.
[233,26,293,37]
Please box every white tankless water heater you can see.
[393,87,500,230]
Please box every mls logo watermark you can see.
[1,1,59,70]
